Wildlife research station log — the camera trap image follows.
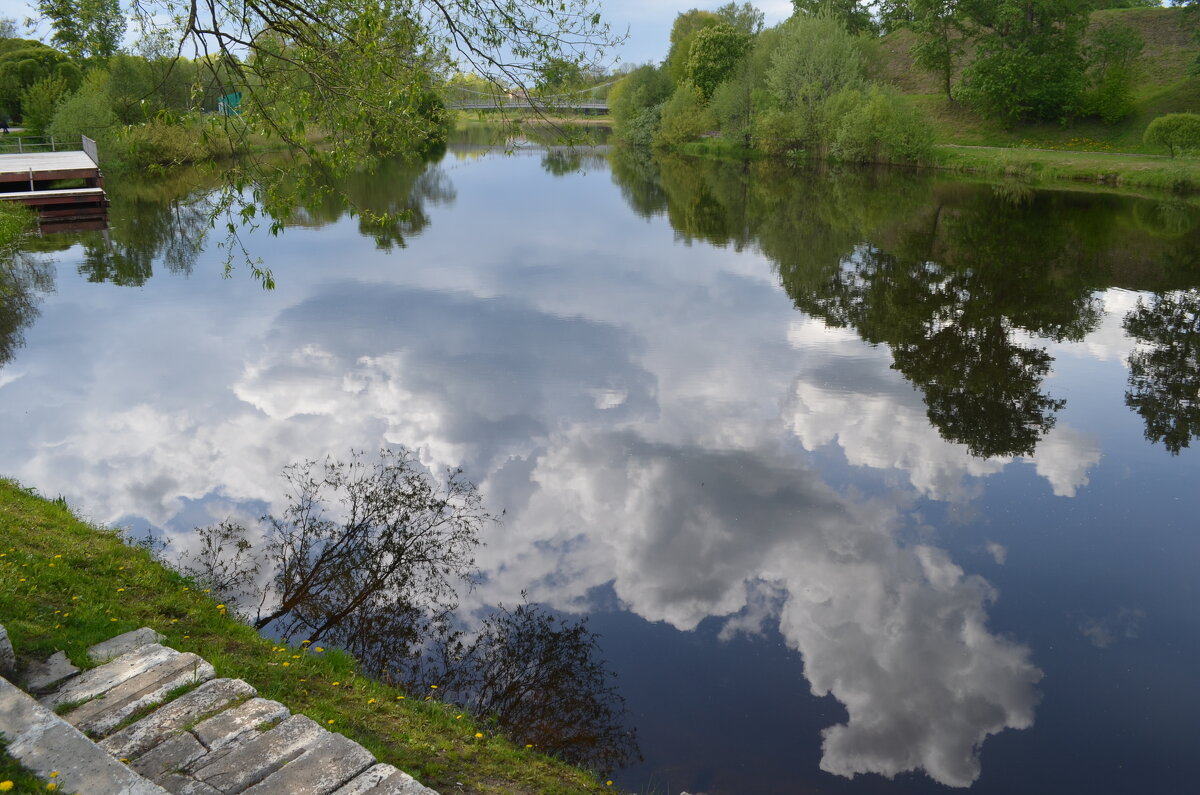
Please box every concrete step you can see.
[1,625,442,795]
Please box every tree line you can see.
[609,1,1200,162]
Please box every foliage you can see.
[537,57,584,92]
[0,42,70,121]
[608,64,672,130]
[685,23,752,100]
[909,0,968,100]
[111,0,622,261]
[792,0,879,35]
[1124,289,1200,454]
[955,0,1092,123]
[767,11,866,147]
[830,85,936,163]
[665,9,722,85]
[1144,112,1200,157]
[19,74,68,132]
[1084,21,1145,122]
[47,70,118,147]
[715,1,766,33]
[655,83,714,147]
[36,0,125,58]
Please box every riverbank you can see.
[671,137,1200,196]
[932,144,1200,194]
[0,480,618,794]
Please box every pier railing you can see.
[0,135,85,155]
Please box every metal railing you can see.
[0,135,86,155]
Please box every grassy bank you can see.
[0,480,617,794]
[932,144,1200,193]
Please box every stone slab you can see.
[158,773,222,795]
[100,678,257,761]
[42,643,178,708]
[0,673,168,795]
[0,624,14,676]
[130,730,208,781]
[23,650,80,693]
[242,730,375,794]
[66,651,216,737]
[192,697,290,752]
[191,714,324,793]
[89,627,167,663]
[333,763,441,795]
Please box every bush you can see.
[655,83,713,148]
[48,72,119,150]
[19,74,68,132]
[119,118,215,168]
[1144,113,1200,158]
[830,86,936,165]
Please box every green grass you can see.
[0,479,618,794]
[931,144,1200,193]
[0,737,51,793]
[873,7,1200,161]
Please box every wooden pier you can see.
[0,135,108,224]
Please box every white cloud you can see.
[479,428,1042,788]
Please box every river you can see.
[1,133,1199,794]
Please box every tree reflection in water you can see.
[607,148,1200,458]
[0,250,53,368]
[1124,289,1200,455]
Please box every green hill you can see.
[874,6,1200,152]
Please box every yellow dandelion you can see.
[111,618,118,622]
[455,714,462,720]
[17,578,25,582]
[49,773,58,779]
[171,619,179,623]
[0,783,11,792]
[331,681,340,686]
[397,695,405,700]
[119,759,129,764]
[301,639,311,645]
[313,647,324,653]
[474,732,483,738]
[429,684,438,689]
[327,719,335,725]
[47,784,57,791]
[117,588,125,592]
[606,781,613,787]
[54,554,61,559]
[368,698,377,704]
[216,604,225,610]
[525,744,532,748]
[183,635,190,639]
[282,662,290,667]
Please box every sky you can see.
[0,0,794,69]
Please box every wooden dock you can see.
[0,135,108,224]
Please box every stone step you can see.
[334,763,440,795]
[2,625,443,795]
[0,674,168,794]
[66,651,215,737]
[42,643,180,709]
[100,678,257,760]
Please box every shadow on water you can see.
[607,147,1200,457]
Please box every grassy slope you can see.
[866,7,1200,190]
[0,480,614,795]
[877,7,1200,151]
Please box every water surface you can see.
[2,140,1199,794]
